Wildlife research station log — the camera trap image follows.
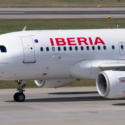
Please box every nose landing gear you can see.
[13,80,27,102]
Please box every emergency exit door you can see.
[21,37,36,63]
[119,42,125,56]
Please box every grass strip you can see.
[0,0,125,7]
[0,19,124,34]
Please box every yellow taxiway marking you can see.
[0,102,10,103]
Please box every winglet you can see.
[22,26,27,31]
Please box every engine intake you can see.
[97,72,109,97]
[96,70,125,98]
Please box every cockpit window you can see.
[0,46,7,52]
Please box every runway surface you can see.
[0,8,125,19]
[0,87,125,125]
[1,11,125,15]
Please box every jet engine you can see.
[34,78,76,88]
[96,70,125,98]
[34,80,45,87]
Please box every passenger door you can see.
[21,37,36,63]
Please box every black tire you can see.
[13,93,25,102]
[17,93,25,102]
[13,92,19,102]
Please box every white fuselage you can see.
[0,29,125,80]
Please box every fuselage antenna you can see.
[22,26,27,31]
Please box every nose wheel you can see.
[14,80,27,102]
[14,92,25,102]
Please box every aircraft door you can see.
[21,37,36,63]
[119,42,125,55]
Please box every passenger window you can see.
[75,46,78,51]
[58,47,61,51]
[46,47,49,51]
[81,46,84,50]
[112,45,115,50]
[92,46,95,50]
[52,47,55,51]
[98,46,101,50]
[0,46,7,52]
[40,47,43,51]
[69,46,72,51]
[103,46,106,50]
[121,45,124,49]
[86,46,89,50]
[64,47,66,51]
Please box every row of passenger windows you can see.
[40,45,116,52]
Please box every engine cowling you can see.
[34,78,76,88]
[96,70,125,98]
[34,80,45,87]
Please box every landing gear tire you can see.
[13,92,19,101]
[18,93,25,102]
[14,92,25,102]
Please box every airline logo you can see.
[119,80,125,83]
[50,37,105,46]
[57,81,61,84]
[123,91,125,95]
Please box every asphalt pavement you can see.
[1,11,125,15]
[0,8,125,19]
[0,87,125,125]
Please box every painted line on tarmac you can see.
[0,102,10,103]
[0,12,24,14]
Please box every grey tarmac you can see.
[0,87,125,125]
[0,8,125,19]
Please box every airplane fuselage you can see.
[0,29,125,80]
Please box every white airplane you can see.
[1,27,125,102]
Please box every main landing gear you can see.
[13,80,27,102]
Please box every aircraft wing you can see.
[99,62,125,71]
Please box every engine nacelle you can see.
[34,78,76,88]
[34,80,45,87]
[96,70,125,98]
